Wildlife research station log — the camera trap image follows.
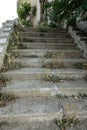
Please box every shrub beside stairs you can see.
[0,26,87,129]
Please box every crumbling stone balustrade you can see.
[0,20,16,70]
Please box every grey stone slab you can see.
[2,68,87,80]
[3,27,12,32]
[21,42,76,49]
[15,49,82,58]
[0,38,7,44]
[59,97,87,114]
[3,80,58,97]
[15,57,87,68]
[22,31,70,37]
[0,45,4,53]
[52,68,87,79]
[56,80,87,96]
[0,32,10,37]
[0,97,60,117]
[22,37,73,43]
[0,121,58,130]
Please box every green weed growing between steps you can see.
[0,75,10,87]
[0,92,16,107]
[54,114,79,130]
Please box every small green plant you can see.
[73,63,87,69]
[0,75,10,86]
[22,38,35,42]
[42,62,65,69]
[55,114,79,130]
[84,75,87,81]
[44,75,60,82]
[79,93,87,98]
[37,22,49,32]
[0,92,16,107]
[18,43,28,49]
[56,94,68,99]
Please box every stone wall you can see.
[0,20,16,70]
[68,26,87,59]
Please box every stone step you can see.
[20,27,66,33]
[14,49,83,58]
[1,68,87,80]
[3,80,87,97]
[0,121,58,130]
[0,97,60,123]
[3,80,58,97]
[15,58,87,68]
[21,42,77,49]
[22,37,73,43]
[0,97,87,123]
[22,32,70,38]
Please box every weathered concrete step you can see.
[0,121,58,130]
[22,37,73,43]
[0,97,60,123]
[3,80,87,97]
[57,80,87,96]
[21,42,77,49]
[14,49,83,58]
[22,32,70,38]
[1,68,87,80]
[15,58,87,68]
[3,80,58,97]
[20,27,66,32]
[0,97,87,123]
[1,121,87,130]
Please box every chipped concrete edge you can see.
[0,112,87,123]
[68,26,87,59]
[0,20,17,71]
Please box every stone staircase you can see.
[0,27,87,130]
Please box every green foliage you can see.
[0,92,16,107]
[17,2,37,26]
[44,0,87,26]
[44,75,60,82]
[55,114,79,130]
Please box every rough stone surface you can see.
[0,121,58,130]
[0,26,87,129]
[0,46,4,53]
[68,26,87,59]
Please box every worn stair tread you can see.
[20,27,66,32]
[22,31,71,37]
[0,121,58,130]
[2,67,87,74]
[15,58,87,68]
[21,42,75,46]
[22,37,73,43]
[22,37,72,40]
[3,80,87,97]
[14,49,82,58]
[15,49,81,52]
[1,121,87,130]
[57,80,87,95]
[20,42,77,49]
[0,97,59,115]
[0,97,87,122]
[15,57,86,62]
[3,80,58,97]
[1,68,87,81]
